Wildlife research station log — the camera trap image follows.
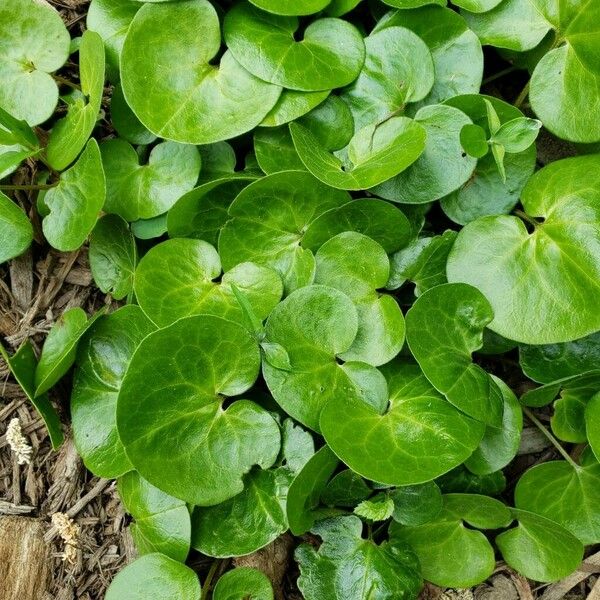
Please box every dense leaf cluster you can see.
[1,0,600,598]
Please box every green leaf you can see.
[515,460,600,545]
[213,568,273,600]
[340,26,434,130]
[167,178,255,246]
[0,147,39,179]
[254,126,305,174]
[520,371,600,409]
[0,0,70,125]
[110,84,156,145]
[281,418,315,474]
[71,305,155,478]
[191,467,292,557]
[35,307,104,397]
[101,139,200,222]
[354,494,395,522]
[287,445,339,535]
[130,214,167,240]
[437,466,506,495]
[386,231,456,294]
[391,482,442,526]
[314,232,404,366]
[321,470,372,508]
[390,494,511,587]
[89,215,136,300]
[321,360,484,486]
[297,516,422,600]
[0,341,63,449]
[460,124,489,158]
[290,117,426,190]
[42,139,106,252]
[303,198,412,254]
[519,331,600,384]
[405,283,504,426]
[372,104,477,204]
[0,192,33,264]
[121,0,281,144]
[586,392,600,462]
[296,96,355,152]
[464,376,522,474]
[261,342,292,372]
[496,509,583,583]
[490,117,541,153]
[490,142,506,182]
[218,171,350,293]
[447,155,600,344]
[248,0,330,15]
[374,6,483,110]
[46,31,105,170]
[105,553,201,600]
[224,4,365,92]
[452,0,503,13]
[117,315,280,505]
[0,106,40,150]
[118,471,191,562]
[259,90,330,127]
[134,238,282,329]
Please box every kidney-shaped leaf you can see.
[117,315,280,505]
[213,567,273,600]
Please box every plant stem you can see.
[53,75,81,91]
[483,66,518,86]
[201,559,221,599]
[0,183,56,191]
[514,209,539,229]
[514,81,530,109]
[522,406,579,469]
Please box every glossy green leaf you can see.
[321,360,484,485]
[496,509,583,583]
[447,155,600,344]
[42,139,106,252]
[117,315,280,505]
[464,376,522,474]
[290,117,426,190]
[297,516,422,600]
[218,171,350,292]
[0,192,33,264]
[134,238,282,328]
[326,0,363,15]
[0,341,63,449]
[71,306,155,478]
[437,466,506,495]
[587,392,600,461]
[35,307,103,397]
[372,104,476,204]
[391,482,442,526]
[390,494,511,587]
[340,26,434,130]
[46,31,105,170]
[105,553,201,600]
[452,0,502,11]
[0,106,40,150]
[248,0,331,15]
[254,127,305,174]
[520,371,600,410]
[121,0,281,144]
[89,215,136,300]
[191,467,292,557]
[405,283,504,426]
[131,214,167,240]
[0,0,69,125]
[520,332,600,384]
[314,232,404,366]
[354,494,395,522]
[281,418,315,474]
[287,445,339,535]
[101,139,200,222]
[167,178,255,246]
[213,568,273,600]
[321,470,372,508]
[460,124,488,158]
[490,117,541,153]
[259,90,330,127]
[224,4,365,91]
[515,460,600,545]
[118,471,191,561]
[110,83,156,145]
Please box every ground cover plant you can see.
[1,0,600,597]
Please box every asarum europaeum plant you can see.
[1,0,600,597]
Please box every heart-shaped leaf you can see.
[0,0,70,125]
[118,471,191,561]
[117,315,280,505]
[121,0,281,144]
[134,238,283,328]
[321,360,485,485]
[71,305,155,478]
[447,155,600,344]
[0,192,33,264]
[405,283,504,426]
[213,568,273,600]
[224,4,365,91]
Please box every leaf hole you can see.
[208,45,227,66]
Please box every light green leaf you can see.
[0,0,69,125]
[491,117,541,153]
[224,4,365,91]
[281,418,315,474]
[110,84,156,145]
[452,0,502,12]
[117,316,280,505]
[460,124,489,158]
[354,494,395,522]
[447,155,600,344]
[101,139,200,222]
[587,392,600,461]
[130,214,167,240]
[118,471,191,561]
[248,0,331,15]
[71,306,155,478]
[121,0,281,144]
[254,126,305,174]
[46,31,105,170]
[259,89,330,127]
[0,192,33,264]
[320,360,485,485]
[42,139,106,252]
[213,568,273,600]
[405,283,504,426]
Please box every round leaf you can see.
[0,191,33,264]
[249,0,330,15]
[213,568,273,600]
[460,124,489,158]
